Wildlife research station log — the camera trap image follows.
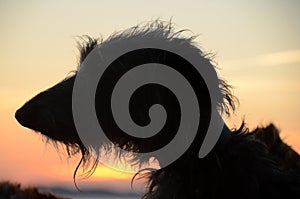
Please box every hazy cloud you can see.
[220,49,300,68]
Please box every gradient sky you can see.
[1,0,300,194]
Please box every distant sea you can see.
[40,187,141,199]
[61,194,140,199]
[68,196,139,199]
[69,196,139,199]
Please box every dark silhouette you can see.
[0,181,69,199]
[252,124,300,173]
[15,21,300,199]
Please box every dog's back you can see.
[142,124,300,199]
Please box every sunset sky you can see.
[1,0,300,194]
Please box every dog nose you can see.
[15,106,34,127]
[15,107,26,125]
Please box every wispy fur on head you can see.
[73,20,238,173]
[77,20,237,114]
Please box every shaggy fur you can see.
[15,21,300,198]
[141,124,300,199]
[252,124,300,173]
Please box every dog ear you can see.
[77,36,100,68]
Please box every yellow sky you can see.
[1,0,300,192]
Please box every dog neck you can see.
[215,123,232,149]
